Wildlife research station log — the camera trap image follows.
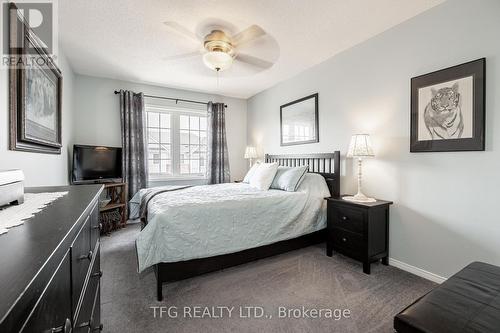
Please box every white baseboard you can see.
[389,258,447,284]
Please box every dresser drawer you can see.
[74,244,101,332]
[74,279,99,333]
[328,202,364,234]
[89,202,100,251]
[89,245,102,332]
[89,281,101,333]
[331,228,365,257]
[71,216,92,314]
[21,251,72,333]
[90,244,101,284]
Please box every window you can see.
[179,114,207,175]
[146,106,207,180]
[147,112,172,175]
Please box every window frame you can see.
[145,104,208,181]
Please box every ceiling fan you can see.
[163,22,276,74]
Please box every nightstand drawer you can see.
[329,203,364,234]
[331,228,364,256]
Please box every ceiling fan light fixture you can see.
[203,51,233,72]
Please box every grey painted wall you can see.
[247,0,500,278]
[73,75,248,183]
[0,48,76,186]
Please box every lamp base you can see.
[343,193,376,203]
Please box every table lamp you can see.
[244,146,258,168]
[344,134,376,203]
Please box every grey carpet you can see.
[101,224,435,333]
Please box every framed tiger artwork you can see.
[410,58,485,152]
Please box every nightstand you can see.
[325,196,392,274]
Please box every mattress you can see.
[134,173,330,272]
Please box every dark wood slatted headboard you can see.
[264,151,340,198]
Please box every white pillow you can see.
[242,162,261,183]
[249,162,279,190]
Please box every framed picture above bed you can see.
[410,58,485,152]
[9,3,63,154]
[280,93,319,146]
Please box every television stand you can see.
[100,182,127,231]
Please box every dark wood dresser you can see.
[326,196,392,274]
[0,185,104,332]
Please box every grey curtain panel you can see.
[119,90,148,200]
[207,102,231,184]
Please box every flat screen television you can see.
[72,145,122,184]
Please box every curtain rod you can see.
[113,90,227,108]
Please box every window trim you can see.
[145,104,208,181]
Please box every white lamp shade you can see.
[347,134,375,158]
[203,51,233,71]
[244,146,258,159]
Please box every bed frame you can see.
[153,151,340,301]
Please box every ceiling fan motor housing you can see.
[204,30,235,57]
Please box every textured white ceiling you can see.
[59,0,445,99]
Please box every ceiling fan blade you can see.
[236,53,273,69]
[232,25,266,46]
[163,51,200,61]
[163,21,200,43]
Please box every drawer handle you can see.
[91,270,103,279]
[80,320,103,331]
[92,324,104,332]
[78,319,92,329]
[79,250,93,261]
[52,318,72,333]
[342,237,347,242]
[341,216,349,221]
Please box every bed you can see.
[132,152,340,300]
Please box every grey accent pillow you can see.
[270,166,309,192]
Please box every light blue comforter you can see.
[133,174,330,272]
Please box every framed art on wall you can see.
[410,58,485,152]
[9,3,63,154]
[280,93,319,146]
